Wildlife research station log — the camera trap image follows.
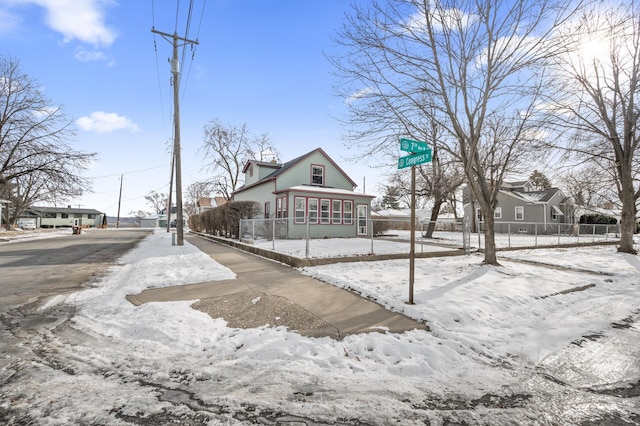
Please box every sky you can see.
[0,0,385,217]
[1,229,639,423]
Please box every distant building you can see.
[21,206,104,228]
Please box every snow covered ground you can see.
[2,230,640,424]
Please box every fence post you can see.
[508,223,511,248]
[606,225,609,241]
[252,219,255,242]
[478,221,482,251]
[592,224,596,242]
[272,218,275,250]
[370,218,374,254]
[535,224,538,246]
[558,224,561,245]
[305,216,310,258]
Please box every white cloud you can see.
[345,87,376,105]
[76,111,139,133]
[18,0,117,47]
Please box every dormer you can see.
[242,159,282,186]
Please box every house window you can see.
[494,207,502,219]
[551,206,563,221]
[74,213,82,218]
[264,202,270,219]
[343,201,353,224]
[311,165,324,186]
[88,214,95,219]
[515,206,524,220]
[281,197,287,220]
[320,199,330,224]
[276,198,282,219]
[308,198,319,223]
[357,205,368,235]
[332,200,342,224]
[43,212,56,218]
[294,197,306,224]
[476,208,483,222]
[61,213,69,219]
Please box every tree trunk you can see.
[424,197,444,238]
[618,166,638,254]
[482,212,500,265]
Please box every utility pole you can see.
[116,174,123,229]
[152,27,199,246]
[166,145,174,233]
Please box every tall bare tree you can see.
[200,119,280,201]
[545,1,640,253]
[0,55,94,225]
[333,0,578,264]
[145,191,168,214]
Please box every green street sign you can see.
[398,150,432,169]
[400,138,429,153]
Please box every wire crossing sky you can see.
[1,1,375,216]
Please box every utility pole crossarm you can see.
[151,28,199,46]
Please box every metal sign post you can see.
[398,138,432,305]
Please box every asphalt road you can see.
[0,229,151,315]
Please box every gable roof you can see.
[501,187,566,204]
[234,147,358,195]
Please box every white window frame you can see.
[311,165,324,186]
[294,197,306,224]
[343,201,353,224]
[357,204,368,235]
[494,207,502,219]
[308,198,319,224]
[332,200,342,224]
[515,206,524,221]
[320,199,330,224]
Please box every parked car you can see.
[18,221,36,230]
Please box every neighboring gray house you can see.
[464,180,574,234]
[232,148,375,238]
[21,206,104,228]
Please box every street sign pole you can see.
[408,165,416,305]
[398,137,433,305]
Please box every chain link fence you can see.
[236,217,620,259]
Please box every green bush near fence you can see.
[189,201,260,238]
[579,214,617,225]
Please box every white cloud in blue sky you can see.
[76,111,139,133]
[22,0,118,47]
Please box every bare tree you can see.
[200,119,280,201]
[545,1,640,253]
[0,55,95,224]
[184,180,217,216]
[332,0,577,264]
[145,191,167,214]
[560,164,612,208]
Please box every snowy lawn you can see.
[4,230,640,424]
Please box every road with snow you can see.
[1,230,639,425]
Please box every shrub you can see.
[579,214,617,225]
[189,201,260,238]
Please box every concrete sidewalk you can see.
[126,234,428,340]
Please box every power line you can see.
[87,164,169,180]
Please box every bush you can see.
[579,214,617,225]
[189,201,260,238]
